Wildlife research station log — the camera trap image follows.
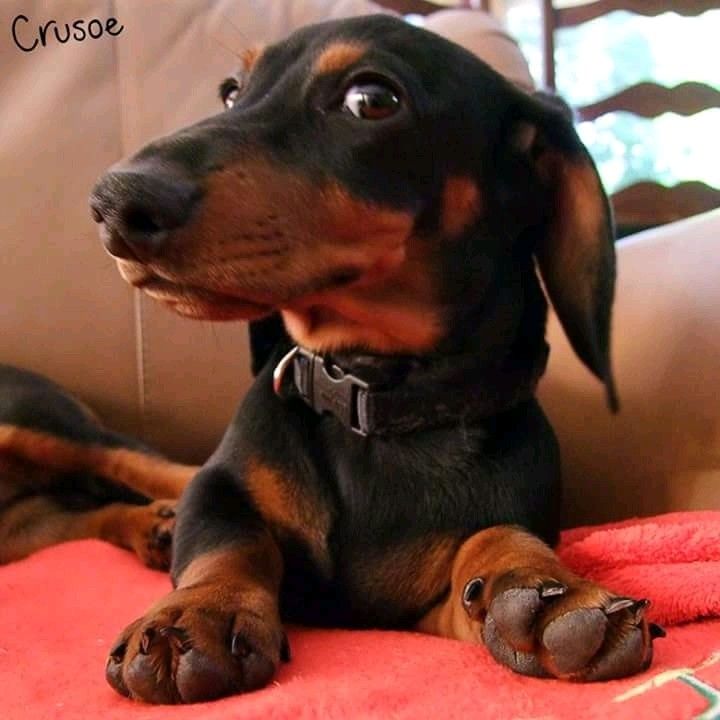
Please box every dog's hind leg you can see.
[0,424,198,501]
[0,435,190,569]
[0,492,176,570]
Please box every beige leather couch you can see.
[539,210,720,524]
[1,0,717,526]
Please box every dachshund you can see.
[1,14,662,705]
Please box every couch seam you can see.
[111,0,148,438]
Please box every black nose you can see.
[89,167,201,260]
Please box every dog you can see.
[1,14,664,705]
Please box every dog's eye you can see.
[219,77,242,109]
[342,82,401,120]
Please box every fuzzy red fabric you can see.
[2,512,720,720]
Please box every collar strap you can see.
[273,344,548,437]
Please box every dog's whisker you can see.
[219,12,250,44]
[209,32,243,60]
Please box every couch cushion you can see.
[3,512,720,719]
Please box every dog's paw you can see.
[106,591,288,703]
[462,569,663,681]
[127,501,176,571]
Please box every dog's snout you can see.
[90,168,201,260]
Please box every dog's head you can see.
[90,15,616,407]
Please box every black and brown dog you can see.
[1,15,664,705]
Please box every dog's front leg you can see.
[105,466,287,704]
[417,525,659,681]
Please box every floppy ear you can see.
[510,91,619,411]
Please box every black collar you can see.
[273,343,548,437]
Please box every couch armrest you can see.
[540,209,720,525]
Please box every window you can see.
[505,3,720,195]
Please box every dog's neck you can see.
[273,286,550,436]
[265,249,552,436]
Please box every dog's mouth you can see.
[135,277,274,321]
[116,242,407,323]
[115,256,276,320]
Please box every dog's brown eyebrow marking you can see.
[241,45,265,73]
[313,42,367,75]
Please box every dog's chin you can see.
[162,297,272,321]
[137,278,274,321]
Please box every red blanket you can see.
[2,512,719,719]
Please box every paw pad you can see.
[471,569,661,682]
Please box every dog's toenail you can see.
[231,633,254,659]
[606,597,650,623]
[158,506,175,518]
[109,640,127,663]
[462,577,485,611]
[630,599,651,623]
[155,529,172,547]
[605,597,636,615]
[649,623,666,639]
[159,626,192,654]
[280,633,291,662]
[140,628,156,654]
[539,580,567,599]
